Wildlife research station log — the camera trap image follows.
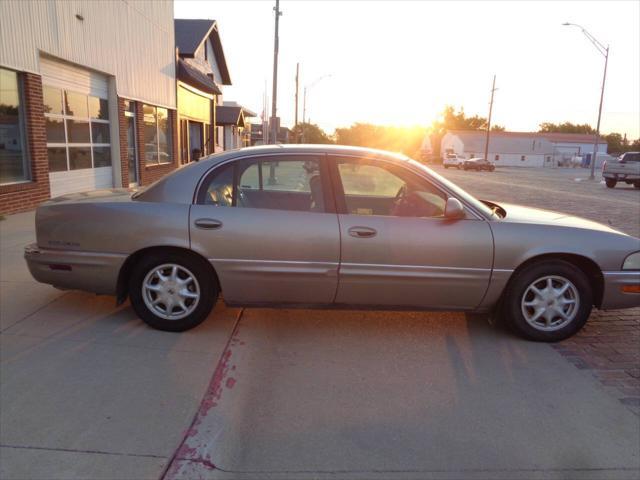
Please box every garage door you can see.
[41,56,114,197]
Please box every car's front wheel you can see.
[605,178,617,188]
[129,250,218,332]
[503,260,592,342]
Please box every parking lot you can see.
[1,167,639,479]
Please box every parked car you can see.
[463,157,495,171]
[602,152,640,189]
[25,145,640,342]
[443,153,463,169]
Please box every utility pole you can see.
[294,62,299,143]
[270,0,282,144]
[562,23,609,180]
[483,74,497,163]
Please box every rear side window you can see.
[237,158,325,212]
[200,163,234,206]
[197,157,327,213]
[623,153,640,162]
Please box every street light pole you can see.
[301,74,332,130]
[563,22,609,180]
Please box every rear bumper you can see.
[600,271,640,310]
[603,172,640,181]
[24,243,126,295]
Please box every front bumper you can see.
[601,271,640,310]
[24,243,126,295]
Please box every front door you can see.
[330,155,493,310]
[190,154,340,305]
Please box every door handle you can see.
[194,218,223,230]
[348,226,377,238]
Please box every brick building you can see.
[0,0,178,215]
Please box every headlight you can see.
[622,252,640,270]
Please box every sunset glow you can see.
[175,0,640,138]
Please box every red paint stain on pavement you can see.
[162,310,246,479]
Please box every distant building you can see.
[441,130,608,168]
[249,121,291,146]
[174,18,231,161]
[0,0,177,214]
[216,102,256,150]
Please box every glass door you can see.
[124,109,139,186]
[189,121,203,161]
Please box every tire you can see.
[129,250,218,332]
[502,260,592,342]
[634,181,640,189]
[444,165,450,169]
[605,178,617,188]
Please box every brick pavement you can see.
[437,166,640,412]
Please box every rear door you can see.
[190,154,340,305]
[330,155,494,309]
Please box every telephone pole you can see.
[483,75,497,163]
[294,63,299,143]
[270,0,282,144]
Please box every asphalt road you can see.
[1,167,639,480]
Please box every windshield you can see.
[407,158,496,218]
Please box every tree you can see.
[491,125,506,132]
[602,133,627,154]
[430,106,488,137]
[538,122,595,134]
[291,122,333,144]
[428,106,490,159]
[334,123,427,157]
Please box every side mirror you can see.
[444,197,465,220]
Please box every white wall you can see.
[552,142,607,155]
[487,152,545,167]
[0,0,176,108]
[440,133,465,159]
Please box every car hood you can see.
[494,202,629,236]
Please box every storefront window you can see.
[144,105,172,166]
[0,68,29,184]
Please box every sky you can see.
[174,0,640,138]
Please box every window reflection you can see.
[0,68,29,184]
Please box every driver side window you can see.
[336,159,446,218]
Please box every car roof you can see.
[135,144,410,204]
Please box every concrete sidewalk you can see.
[1,212,238,479]
[1,211,639,480]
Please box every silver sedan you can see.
[25,145,640,341]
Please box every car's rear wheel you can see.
[503,260,592,342]
[634,181,640,189]
[129,251,217,332]
[605,178,617,188]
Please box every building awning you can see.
[177,58,221,95]
[216,106,245,127]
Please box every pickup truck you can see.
[602,152,640,189]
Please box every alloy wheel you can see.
[142,263,201,320]
[521,275,580,331]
